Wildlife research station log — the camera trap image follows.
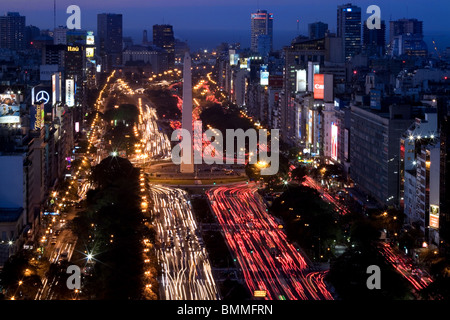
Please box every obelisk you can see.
[180,52,194,173]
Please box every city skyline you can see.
[2,0,449,50]
[1,0,450,308]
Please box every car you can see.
[51,236,57,245]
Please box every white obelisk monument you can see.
[180,52,195,173]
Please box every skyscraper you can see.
[0,12,25,50]
[309,22,329,40]
[389,18,427,57]
[97,13,123,72]
[363,20,386,56]
[142,29,149,46]
[251,10,273,53]
[53,26,68,45]
[337,3,361,60]
[153,24,175,69]
[389,18,423,44]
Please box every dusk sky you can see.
[3,0,450,50]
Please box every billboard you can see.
[32,86,53,113]
[313,74,324,100]
[308,62,320,91]
[260,65,269,86]
[430,205,439,229]
[239,58,248,69]
[331,122,338,161]
[86,47,94,58]
[229,49,239,66]
[86,31,95,45]
[0,104,20,124]
[52,72,62,106]
[296,69,307,92]
[34,103,45,129]
[65,79,75,107]
[0,94,20,124]
[307,109,313,145]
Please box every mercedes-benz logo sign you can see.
[36,91,50,104]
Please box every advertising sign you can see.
[260,65,269,86]
[331,122,338,161]
[86,47,94,58]
[296,69,307,92]
[239,58,249,70]
[0,104,20,124]
[34,102,45,129]
[307,109,313,145]
[65,79,75,107]
[313,74,324,100]
[430,205,439,229]
[86,31,95,45]
[0,94,20,124]
[52,73,62,106]
[229,49,239,66]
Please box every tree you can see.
[90,156,136,189]
[291,165,308,182]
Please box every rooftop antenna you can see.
[53,0,56,29]
[297,19,299,35]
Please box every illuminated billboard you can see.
[296,69,306,92]
[307,109,313,145]
[86,31,95,45]
[0,94,20,124]
[67,45,80,52]
[0,104,20,124]
[86,47,94,58]
[239,58,248,69]
[229,49,239,66]
[331,122,338,161]
[313,74,324,100]
[52,73,61,106]
[313,64,320,75]
[0,94,18,105]
[260,65,269,86]
[35,103,45,129]
[65,79,75,107]
[430,205,439,229]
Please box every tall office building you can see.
[53,26,68,45]
[0,12,25,50]
[363,20,386,56]
[309,22,328,40]
[389,18,427,57]
[97,13,123,72]
[153,24,175,69]
[251,9,273,53]
[350,104,413,207]
[337,3,361,60]
[142,29,149,46]
[389,18,423,44]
